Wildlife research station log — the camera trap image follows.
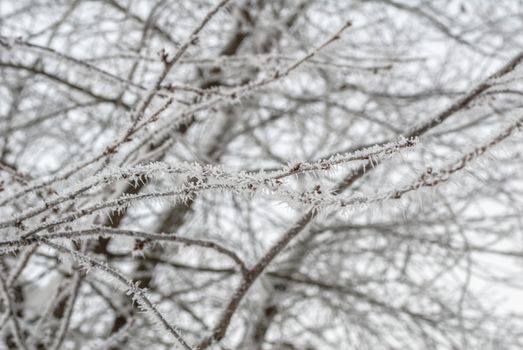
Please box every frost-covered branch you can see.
[43,240,193,350]
[48,269,82,350]
[0,227,248,274]
[388,116,523,199]
[0,135,415,231]
[0,271,28,350]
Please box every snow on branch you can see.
[43,240,193,350]
[0,136,416,233]
[0,227,248,274]
[271,136,417,179]
[387,116,523,199]
[0,271,28,350]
